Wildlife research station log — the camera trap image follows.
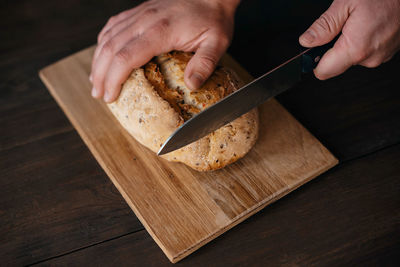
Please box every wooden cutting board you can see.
[39,46,338,263]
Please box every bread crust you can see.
[108,52,259,171]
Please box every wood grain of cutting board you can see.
[39,46,338,263]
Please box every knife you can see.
[158,40,336,155]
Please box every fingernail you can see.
[91,87,98,98]
[189,72,204,90]
[89,74,93,82]
[300,30,316,45]
[104,90,111,102]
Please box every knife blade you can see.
[158,41,335,155]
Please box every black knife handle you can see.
[301,37,338,73]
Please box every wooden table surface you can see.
[1,0,399,266]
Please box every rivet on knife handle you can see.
[301,37,339,73]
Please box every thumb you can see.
[299,1,350,47]
[184,36,228,90]
[313,35,353,80]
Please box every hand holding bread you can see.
[90,0,240,103]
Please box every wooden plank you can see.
[0,131,143,265]
[0,90,73,151]
[39,46,337,263]
[38,144,400,266]
[0,0,145,152]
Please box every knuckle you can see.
[100,29,112,43]
[143,7,159,17]
[341,35,372,64]
[315,13,335,33]
[158,18,170,28]
[148,18,170,34]
[115,48,131,65]
[361,58,382,68]
[198,55,218,74]
[108,15,116,24]
[118,9,130,18]
[102,40,116,55]
[352,49,370,63]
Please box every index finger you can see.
[103,27,172,102]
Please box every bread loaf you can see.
[108,51,259,171]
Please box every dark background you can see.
[1,0,399,265]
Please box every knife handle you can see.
[301,37,338,73]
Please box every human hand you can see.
[90,0,240,103]
[299,0,400,80]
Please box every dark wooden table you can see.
[1,0,399,266]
